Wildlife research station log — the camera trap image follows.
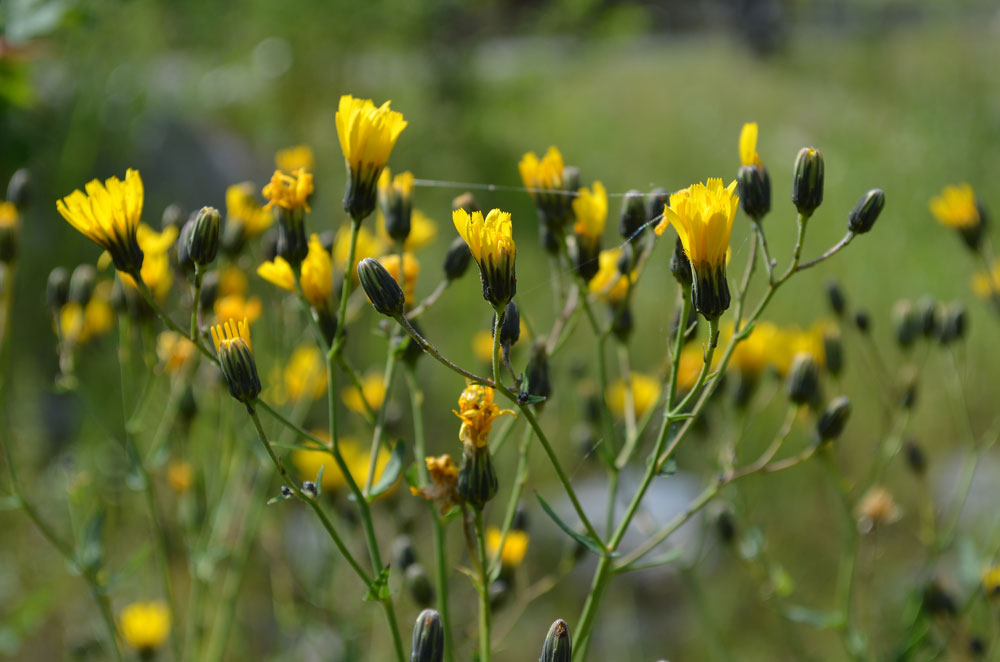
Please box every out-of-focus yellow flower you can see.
[292,435,394,492]
[379,252,419,306]
[342,372,386,415]
[262,168,313,213]
[487,526,529,567]
[118,224,178,301]
[57,169,145,274]
[769,324,826,376]
[454,382,514,449]
[856,486,902,531]
[453,208,517,310]
[0,201,19,261]
[982,565,1000,599]
[225,182,274,237]
[60,281,115,346]
[257,234,332,308]
[572,181,607,243]
[972,263,1000,299]
[929,183,980,230]
[739,122,762,167]
[166,460,193,493]
[472,329,498,363]
[336,95,407,220]
[157,331,195,375]
[607,373,662,419]
[0,201,18,229]
[589,249,632,304]
[275,144,315,173]
[333,223,384,275]
[119,601,171,653]
[675,345,705,392]
[213,294,262,325]
[377,208,437,251]
[411,454,460,514]
[284,344,327,402]
[217,266,249,297]
[726,321,778,379]
[519,146,574,227]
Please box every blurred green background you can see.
[3,0,1000,660]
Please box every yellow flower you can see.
[60,281,115,346]
[217,265,249,297]
[0,201,18,229]
[119,601,171,652]
[378,168,414,200]
[607,373,662,419]
[211,317,252,353]
[519,146,573,227]
[572,181,607,242]
[972,262,1000,299]
[675,345,706,392]
[275,144,315,173]
[453,208,517,310]
[284,344,327,402]
[292,435,394,492]
[166,460,194,493]
[225,182,274,237]
[342,372,386,415]
[472,329,498,363]
[213,294,262,325]
[768,324,826,377]
[983,565,1000,599]
[410,454,460,514]
[929,183,980,229]
[118,224,178,301]
[56,169,145,273]
[257,234,332,309]
[157,331,195,375]
[333,223,384,275]
[256,257,294,292]
[454,382,514,449]
[589,249,633,304]
[336,95,407,220]
[727,321,778,379]
[379,252,420,306]
[739,122,762,167]
[0,201,19,261]
[262,168,314,213]
[486,526,529,567]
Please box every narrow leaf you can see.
[535,492,611,558]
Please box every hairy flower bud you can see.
[791,147,824,216]
[848,188,885,234]
[646,187,669,225]
[619,190,646,240]
[211,319,261,404]
[494,300,521,349]
[442,236,472,281]
[817,396,851,442]
[738,164,772,219]
[539,619,572,662]
[786,353,819,406]
[405,564,435,608]
[47,267,70,312]
[6,168,30,209]
[410,609,444,662]
[670,237,692,289]
[893,300,920,349]
[823,329,843,377]
[186,206,221,267]
[457,443,498,510]
[526,340,552,401]
[358,257,405,317]
[68,264,97,305]
[827,279,846,317]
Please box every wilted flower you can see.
[856,486,902,532]
[454,383,514,449]
[410,454,460,515]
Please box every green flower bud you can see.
[893,300,920,349]
[823,330,843,377]
[275,207,308,267]
[572,236,601,282]
[786,353,819,406]
[393,535,417,571]
[68,264,97,305]
[443,236,472,281]
[611,304,633,343]
[646,187,669,225]
[854,310,870,333]
[211,319,261,404]
[457,443,498,510]
[539,223,561,256]
[619,190,646,240]
[791,147,824,216]
[47,267,70,312]
[6,168,30,209]
[738,164,772,219]
[916,296,938,338]
[199,271,219,310]
[405,564,435,608]
[817,395,851,442]
[220,218,247,257]
[187,206,221,267]
[410,609,444,662]
[827,279,846,317]
[494,300,520,349]
[848,188,885,234]
[526,340,552,401]
[670,237,692,288]
[904,439,926,475]
[358,257,405,318]
[539,619,572,662]
[936,301,967,345]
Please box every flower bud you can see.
[539,619,572,662]
[457,443,498,510]
[494,300,520,349]
[6,168,30,209]
[827,279,846,317]
[817,396,851,442]
[275,207,308,267]
[562,166,581,196]
[199,271,219,311]
[823,329,843,377]
[670,237,692,288]
[646,187,669,225]
[898,367,918,409]
[786,353,819,406]
[904,439,926,475]
[393,535,417,571]
[358,257,405,318]
[715,510,737,544]
[211,319,261,404]
[611,305,633,343]
[442,236,472,281]
[916,296,938,338]
[893,300,920,349]
[405,564,435,608]
[47,267,70,312]
[512,504,529,531]
[791,147,824,216]
[410,609,444,662]
[617,243,635,275]
[619,190,646,240]
[738,164,772,219]
[848,188,885,234]
[379,175,414,244]
[854,310,870,334]
[526,340,552,401]
[186,206,221,267]
[452,192,480,214]
[220,218,247,257]
[539,224,561,256]
[68,264,97,305]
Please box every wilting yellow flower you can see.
[292,435,393,492]
[411,454,460,514]
[166,460,194,493]
[56,169,145,273]
[118,224,178,301]
[257,234,332,308]
[262,168,314,212]
[284,344,327,402]
[157,331,195,375]
[739,122,762,167]
[119,601,170,652]
[487,526,529,567]
[217,265,249,297]
[225,182,274,237]
[856,486,902,531]
[379,252,420,306]
[929,183,980,229]
[378,208,437,250]
[336,95,407,219]
[589,249,633,304]
[342,372,386,415]
[454,383,514,449]
[275,144,315,173]
[214,294,262,325]
[333,223,384,275]
[972,262,1000,299]
[453,208,517,310]
[607,373,662,419]
[982,565,1000,599]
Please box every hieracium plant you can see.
[4,91,997,662]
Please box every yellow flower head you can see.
[342,372,386,415]
[0,201,17,228]
[262,168,314,213]
[258,234,332,309]
[0,200,19,257]
[119,601,171,652]
[118,224,178,301]
[519,146,574,226]
[256,257,295,292]
[217,265,249,298]
[739,122,762,167]
[60,281,115,346]
[972,262,1000,300]
[983,565,1000,599]
[225,182,274,237]
[213,294,262,325]
[284,344,327,402]
[487,526,530,567]
[929,183,980,229]
[157,331,195,375]
[411,454,461,514]
[292,435,394,493]
[454,382,514,448]
[655,178,739,270]
[453,208,517,310]
[333,223,384,275]
[57,169,145,273]
[768,324,826,377]
[573,180,608,242]
[166,460,194,493]
[607,373,662,419]
[378,168,415,200]
[276,144,315,173]
[726,321,778,379]
[589,248,633,304]
[337,95,407,219]
[379,252,420,306]
[211,317,252,353]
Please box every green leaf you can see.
[617,547,684,573]
[782,604,844,629]
[520,393,547,405]
[314,465,325,496]
[535,492,612,558]
[78,510,106,573]
[657,457,677,476]
[369,440,405,498]
[364,566,391,602]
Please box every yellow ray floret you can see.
[929,183,979,229]
[275,144,315,173]
[655,178,739,269]
[211,317,252,353]
[453,208,516,268]
[119,601,171,651]
[336,95,407,171]
[572,180,608,241]
[453,382,514,448]
[57,169,144,271]
[739,122,762,167]
[262,168,314,212]
[519,146,566,194]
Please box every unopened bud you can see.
[393,535,417,571]
[670,237,692,288]
[6,168,30,209]
[791,147,824,216]
[187,206,221,267]
[898,367,918,409]
[646,187,669,225]
[405,564,435,608]
[823,330,843,377]
[443,236,472,281]
[817,396,851,442]
[276,206,308,267]
[47,267,70,312]
[410,609,444,662]
[68,264,97,305]
[494,300,520,348]
[848,188,885,234]
[452,192,480,214]
[358,257,405,317]
[916,296,938,338]
[904,439,926,475]
[512,504,530,531]
[199,272,219,310]
[526,340,552,400]
[738,164,772,219]
[539,619,572,662]
[716,510,737,544]
[827,279,846,317]
[619,190,646,240]
[893,300,920,349]
[936,302,967,344]
[786,354,819,405]
[457,444,498,510]
[220,218,247,256]
[854,310,870,334]
[611,305,633,343]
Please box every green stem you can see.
[364,349,397,495]
[474,509,492,662]
[492,309,504,388]
[489,423,533,575]
[190,265,204,342]
[823,450,864,661]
